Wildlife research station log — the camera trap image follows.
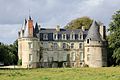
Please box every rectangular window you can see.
[28,42,33,49]
[87,54,91,61]
[54,43,58,49]
[29,54,32,61]
[79,43,82,49]
[87,48,89,52]
[71,43,74,49]
[63,43,66,49]
[80,52,83,61]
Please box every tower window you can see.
[87,39,89,44]
[98,41,100,43]
[28,42,33,49]
[87,54,91,61]
[87,48,89,52]
[29,54,32,61]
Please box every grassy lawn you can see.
[0,67,120,80]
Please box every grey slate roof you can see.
[40,28,83,34]
[86,21,102,41]
[38,28,88,41]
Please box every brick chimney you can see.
[28,16,34,37]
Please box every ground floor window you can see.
[80,52,83,61]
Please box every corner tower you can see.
[18,16,40,68]
[84,21,107,67]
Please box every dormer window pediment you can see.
[70,31,75,40]
[54,33,58,40]
[78,31,83,40]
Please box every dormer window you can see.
[62,34,66,40]
[54,33,58,40]
[72,34,74,39]
[79,34,82,40]
[43,34,48,40]
[70,32,75,40]
[79,32,83,40]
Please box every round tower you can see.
[84,21,107,67]
[18,17,40,68]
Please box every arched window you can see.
[87,39,89,43]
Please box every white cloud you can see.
[0,0,120,44]
[0,24,21,44]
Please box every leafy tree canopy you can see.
[64,16,93,30]
[108,10,120,64]
[0,40,18,65]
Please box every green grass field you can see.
[0,67,120,80]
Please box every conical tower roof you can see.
[86,20,102,41]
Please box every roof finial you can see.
[29,9,31,20]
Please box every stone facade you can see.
[18,17,107,68]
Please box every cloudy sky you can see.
[0,0,120,44]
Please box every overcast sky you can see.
[0,0,120,44]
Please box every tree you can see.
[108,10,120,65]
[64,16,93,30]
[0,40,18,65]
